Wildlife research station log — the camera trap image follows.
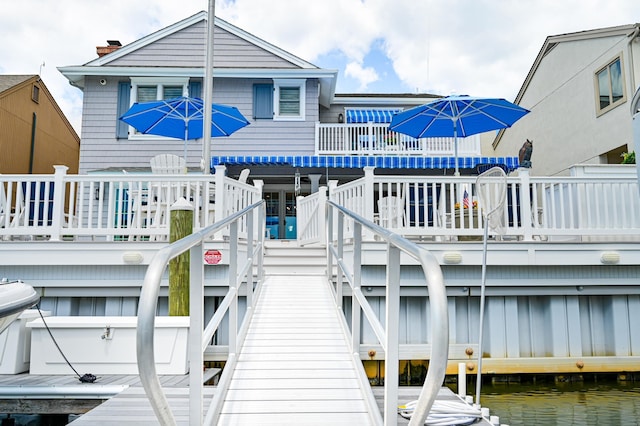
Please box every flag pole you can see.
[202,0,215,174]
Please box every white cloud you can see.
[1,0,638,137]
[344,62,380,91]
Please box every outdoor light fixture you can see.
[442,252,463,264]
[600,251,620,264]
[338,113,344,123]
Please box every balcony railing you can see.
[4,165,640,244]
[297,167,640,243]
[316,122,481,156]
[0,165,261,242]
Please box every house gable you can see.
[90,12,315,70]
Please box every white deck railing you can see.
[296,167,640,244]
[0,165,261,242]
[316,123,481,156]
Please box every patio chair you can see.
[378,195,405,228]
[150,154,187,174]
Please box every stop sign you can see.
[204,249,222,265]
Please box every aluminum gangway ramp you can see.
[216,275,378,425]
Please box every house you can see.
[59,11,517,239]
[0,75,79,174]
[493,24,640,176]
[1,12,639,396]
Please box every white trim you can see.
[127,77,190,140]
[273,79,306,121]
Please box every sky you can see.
[1,0,638,136]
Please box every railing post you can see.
[326,201,334,284]
[363,166,375,240]
[385,244,400,425]
[214,165,226,223]
[246,203,254,311]
[229,221,238,356]
[336,212,344,309]
[352,222,362,355]
[518,168,533,241]
[189,241,204,425]
[49,165,68,242]
[214,165,226,239]
[317,186,327,245]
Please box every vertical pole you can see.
[475,224,490,405]
[336,213,344,308]
[363,166,375,240]
[169,198,194,316]
[189,242,204,424]
[228,221,238,356]
[384,244,401,426]
[352,222,362,354]
[458,362,467,397]
[50,165,68,242]
[326,201,333,284]
[202,0,216,174]
[246,204,254,310]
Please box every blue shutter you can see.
[116,82,130,139]
[189,81,202,98]
[253,84,273,119]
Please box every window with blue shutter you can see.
[253,84,273,119]
[116,81,131,139]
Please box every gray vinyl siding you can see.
[78,77,320,173]
[108,22,299,69]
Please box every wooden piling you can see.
[169,197,194,316]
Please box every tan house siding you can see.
[0,75,79,174]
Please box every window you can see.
[274,79,305,121]
[131,77,187,103]
[595,56,625,115]
[31,84,40,103]
[127,77,189,137]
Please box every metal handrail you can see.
[326,200,449,426]
[137,200,265,425]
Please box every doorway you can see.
[264,190,304,239]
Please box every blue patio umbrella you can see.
[119,96,250,161]
[389,95,530,175]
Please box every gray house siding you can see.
[78,76,320,173]
[108,21,300,69]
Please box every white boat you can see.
[0,279,39,334]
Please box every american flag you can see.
[463,189,470,208]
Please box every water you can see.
[478,379,640,425]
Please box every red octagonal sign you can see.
[204,249,222,265]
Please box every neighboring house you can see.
[0,75,79,174]
[59,11,516,238]
[493,24,640,176]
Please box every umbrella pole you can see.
[453,122,460,176]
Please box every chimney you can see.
[96,40,122,57]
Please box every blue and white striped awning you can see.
[345,109,402,123]
[211,155,519,171]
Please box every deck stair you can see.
[216,274,378,425]
[263,240,327,275]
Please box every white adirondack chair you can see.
[150,154,187,174]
